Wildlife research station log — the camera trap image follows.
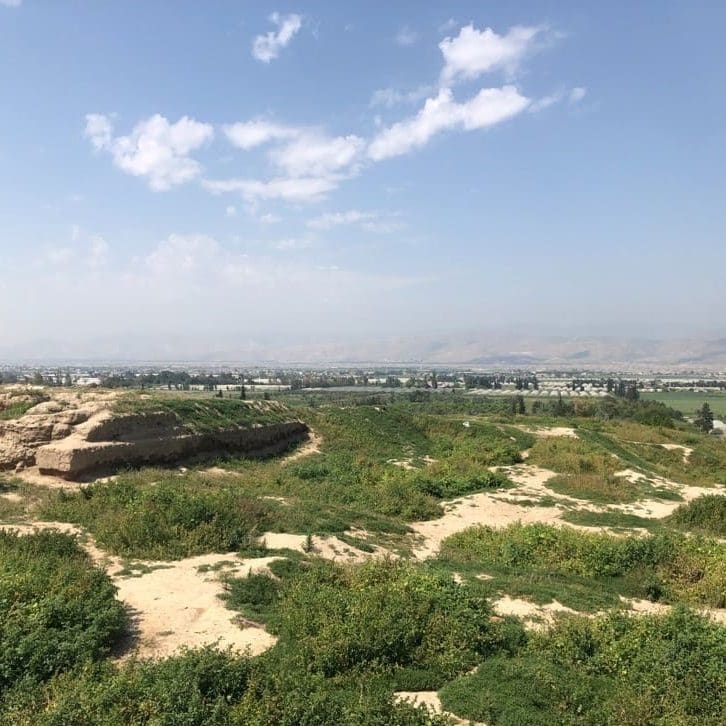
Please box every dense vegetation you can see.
[0,531,126,697]
[667,494,726,537]
[440,608,726,725]
[438,523,726,610]
[1,392,724,723]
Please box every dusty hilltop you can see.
[0,386,308,480]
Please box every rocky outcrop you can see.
[0,388,308,480]
[36,420,308,479]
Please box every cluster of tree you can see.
[464,374,505,390]
[694,403,714,433]
[606,378,640,401]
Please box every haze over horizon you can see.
[2,1,724,354]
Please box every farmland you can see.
[641,390,726,418]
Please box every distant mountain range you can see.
[2,332,726,369]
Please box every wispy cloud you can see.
[395,25,419,47]
[252,12,302,63]
[306,209,404,233]
[569,86,587,104]
[370,85,433,109]
[203,175,338,203]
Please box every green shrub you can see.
[41,477,274,559]
[0,531,126,696]
[668,495,726,537]
[271,559,509,686]
[439,523,726,608]
[440,608,725,725]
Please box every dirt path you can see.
[493,595,579,630]
[521,425,579,438]
[660,443,693,463]
[260,531,391,562]
[394,691,483,725]
[282,430,322,463]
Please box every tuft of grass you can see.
[0,530,127,696]
[0,401,36,420]
[546,473,683,504]
[562,509,657,531]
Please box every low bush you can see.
[263,559,515,687]
[440,608,725,725]
[439,523,726,608]
[667,494,726,537]
[0,531,126,697]
[41,476,274,559]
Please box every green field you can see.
[641,390,726,418]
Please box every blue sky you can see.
[1,1,725,354]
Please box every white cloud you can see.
[42,227,108,268]
[252,12,302,63]
[439,24,543,85]
[203,175,338,203]
[307,210,375,230]
[307,209,404,234]
[270,133,364,177]
[368,86,529,161]
[395,26,418,47]
[225,205,237,218]
[85,113,113,150]
[223,120,298,149]
[0,0,22,7]
[272,237,314,251]
[370,85,433,108]
[569,86,587,104]
[528,92,563,113]
[85,113,214,191]
[259,213,281,225]
[45,246,74,265]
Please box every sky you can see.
[1,1,725,357]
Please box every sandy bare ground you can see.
[14,466,95,491]
[522,426,579,438]
[660,443,693,462]
[410,468,564,559]
[0,490,24,503]
[612,469,717,518]
[621,597,726,625]
[394,691,484,725]
[0,519,278,658]
[493,595,579,630]
[282,429,322,463]
[260,531,390,562]
[114,553,279,659]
